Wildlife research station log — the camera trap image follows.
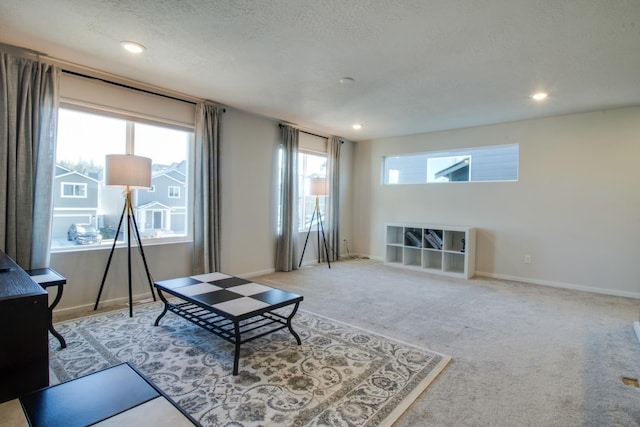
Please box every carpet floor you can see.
[253,259,640,426]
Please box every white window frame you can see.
[168,186,180,198]
[52,104,194,253]
[61,182,87,198]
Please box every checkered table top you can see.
[155,273,302,319]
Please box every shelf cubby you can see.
[404,227,423,248]
[423,228,443,250]
[386,245,403,263]
[403,247,422,267]
[444,230,466,252]
[386,225,404,245]
[422,249,443,270]
[443,252,465,274]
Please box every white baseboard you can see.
[53,291,155,321]
[241,267,276,278]
[476,271,640,299]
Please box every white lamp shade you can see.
[105,154,152,188]
[309,177,327,196]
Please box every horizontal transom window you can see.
[383,144,519,184]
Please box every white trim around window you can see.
[61,182,88,198]
[168,186,180,198]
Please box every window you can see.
[61,182,87,198]
[52,107,193,250]
[299,152,327,231]
[276,133,328,234]
[168,186,180,198]
[383,144,518,184]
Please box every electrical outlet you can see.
[524,255,532,264]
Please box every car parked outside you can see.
[67,223,102,245]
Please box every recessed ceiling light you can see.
[340,77,355,85]
[352,124,362,130]
[531,92,548,101]
[121,41,146,54]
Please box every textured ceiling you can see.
[1,0,639,141]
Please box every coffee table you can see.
[154,273,303,375]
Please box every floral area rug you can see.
[49,302,451,426]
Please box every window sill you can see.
[50,237,193,254]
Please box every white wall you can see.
[353,107,640,298]
[220,109,354,272]
[51,107,354,314]
[50,242,191,314]
[219,107,281,275]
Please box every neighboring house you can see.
[52,162,188,243]
[134,161,187,236]
[52,165,100,240]
[435,158,470,182]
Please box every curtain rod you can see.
[61,69,226,112]
[279,123,327,139]
[278,123,344,142]
[2,43,226,112]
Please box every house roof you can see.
[152,162,186,185]
[2,1,639,141]
[137,201,172,210]
[55,168,100,184]
[435,159,470,180]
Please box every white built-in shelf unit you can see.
[385,223,476,279]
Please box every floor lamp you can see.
[94,154,156,317]
[299,177,331,269]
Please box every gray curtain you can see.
[275,125,299,271]
[193,102,221,274]
[0,51,58,269]
[324,136,341,262]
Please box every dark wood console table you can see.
[0,250,49,403]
